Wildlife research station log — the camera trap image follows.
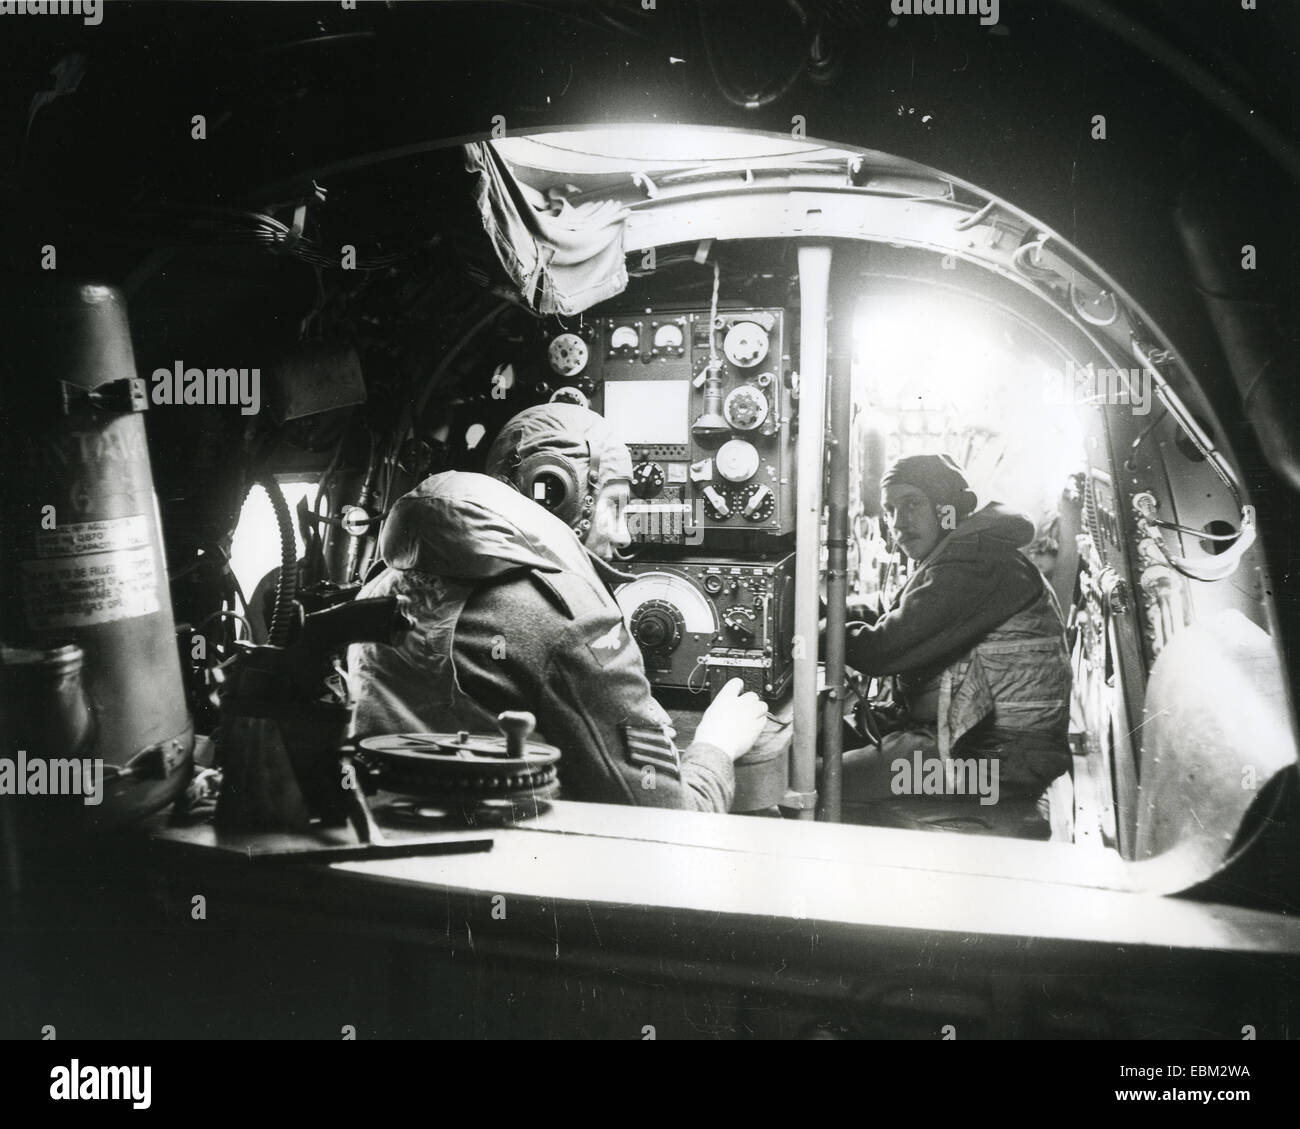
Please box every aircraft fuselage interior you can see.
[3,1,1299,1043]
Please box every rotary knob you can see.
[739,483,776,522]
[631,461,665,499]
[701,485,734,521]
[715,439,760,483]
[723,385,769,431]
[630,600,684,653]
[723,606,757,643]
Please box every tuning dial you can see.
[631,461,665,499]
[723,385,769,431]
[716,439,760,483]
[631,600,684,654]
[739,483,776,522]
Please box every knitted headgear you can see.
[880,453,977,520]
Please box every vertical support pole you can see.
[819,254,855,822]
[785,244,832,820]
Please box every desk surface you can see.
[151,797,1300,959]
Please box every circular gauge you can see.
[723,321,770,368]
[738,483,776,522]
[715,439,760,483]
[610,324,640,351]
[615,571,720,640]
[701,573,725,596]
[548,333,588,377]
[631,461,665,499]
[723,385,769,431]
[630,599,685,654]
[653,323,685,351]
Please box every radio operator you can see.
[837,454,1073,827]
[347,402,767,811]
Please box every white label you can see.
[23,515,160,628]
[33,515,151,559]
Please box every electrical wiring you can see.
[195,608,254,641]
[1011,235,1059,283]
[1150,520,1241,541]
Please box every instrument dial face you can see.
[548,333,589,377]
[652,323,685,351]
[609,324,640,352]
[615,572,719,640]
[723,385,769,430]
[722,321,770,368]
[631,461,665,498]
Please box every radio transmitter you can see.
[546,308,794,545]
[613,553,796,701]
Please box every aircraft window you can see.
[229,479,319,599]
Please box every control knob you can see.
[630,600,685,654]
[631,461,665,499]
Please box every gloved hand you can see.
[694,677,768,762]
[846,595,881,626]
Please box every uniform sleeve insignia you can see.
[622,723,681,779]
[586,620,630,665]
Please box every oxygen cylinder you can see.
[0,282,193,834]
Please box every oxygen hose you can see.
[242,476,298,646]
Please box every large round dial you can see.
[615,571,719,642]
[548,333,588,377]
[715,439,760,483]
[723,385,769,431]
[723,321,770,368]
[631,460,665,498]
[630,599,685,653]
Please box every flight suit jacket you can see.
[348,472,734,811]
[846,503,1072,791]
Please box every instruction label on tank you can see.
[32,515,151,558]
[23,515,160,629]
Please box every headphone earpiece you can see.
[517,452,584,527]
